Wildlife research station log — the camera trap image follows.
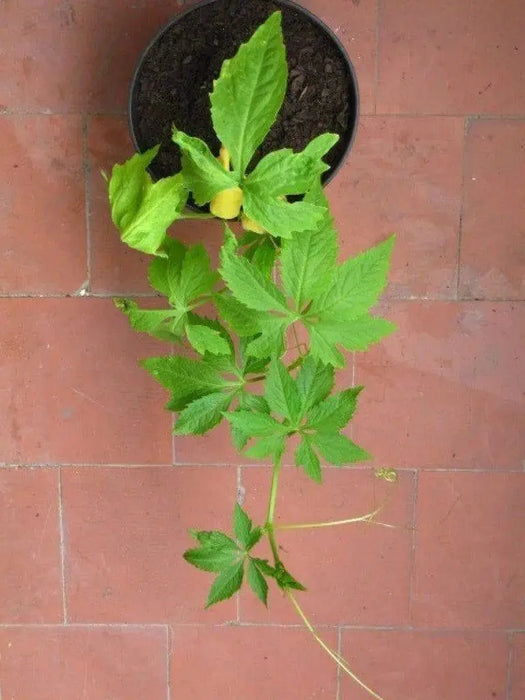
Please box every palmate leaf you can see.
[108,146,187,255]
[185,322,231,356]
[312,433,371,465]
[247,559,269,605]
[296,356,334,416]
[265,358,301,422]
[210,12,287,176]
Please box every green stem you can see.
[265,456,283,563]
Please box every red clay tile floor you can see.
[1,1,524,698]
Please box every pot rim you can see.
[128,0,360,185]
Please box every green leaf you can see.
[148,238,187,296]
[311,236,395,319]
[210,11,287,175]
[312,433,371,466]
[174,392,233,435]
[114,298,183,342]
[142,356,229,410]
[244,134,337,199]
[265,359,301,422]
[172,129,238,205]
[244,434,287,461]
[233,503,252,548]
[186,322,231,356]
[220,237,289,313]
[307,387,364,433]
[296,356,334,415]
[247,559,268,606]
[280,194,338,309]
[250,239,277,280]
[225,411,286,438]
[244,318,286,359]
[183,531,239,572]
[214,293,264,337]
[274,562,307,592]
[295,437,322,483]
[242,186,326,239]
[206,561,245,608]
[309,315,396,364]
[108,147,187,255]
[176,245,218,306]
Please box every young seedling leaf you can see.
[172,128,238,205]
[206,560,245,608]
[108,147,187,255]
[210,11,287,175]
[174,391,233,435]
[247,559,269,606]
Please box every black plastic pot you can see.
[128,0,359,184]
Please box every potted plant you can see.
[106,9,396,699]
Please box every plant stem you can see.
[287,591,385,700]
[275,508,396,531]
[265,456,283,563]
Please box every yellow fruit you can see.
[241,213,266,234]
[210,186,243,219]
[217,146,231,171]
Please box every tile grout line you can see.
[374,0,380,115]
[407,469,419,626]
[2,463,524,473]
[455,116,470,299]
[57,468,68,624]
[81,113,92,293]
[505,632,514,700]
[335,626,343,700]
[166,625,172,700]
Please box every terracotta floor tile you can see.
[62,466,238,623]
[354,301,525,469]
[171,624,338,699]
[327,116,463,299]
[511,634,525,700]
[340,630,508,700]
[412,472,524,629]
[0,116,86,295]
[0,1,193,113]
[0,468,61,623]
[460,119,525,300]
[299,0,377,115]
[239,466,413,626]
[0,299,172,465]
[0,626,167,700]
[377,0,525,115]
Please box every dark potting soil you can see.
[132,0,356,180]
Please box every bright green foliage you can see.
[108,146,187,255]
[109,12,397,657]
[172,128,239,204]
[210,12,287,176]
